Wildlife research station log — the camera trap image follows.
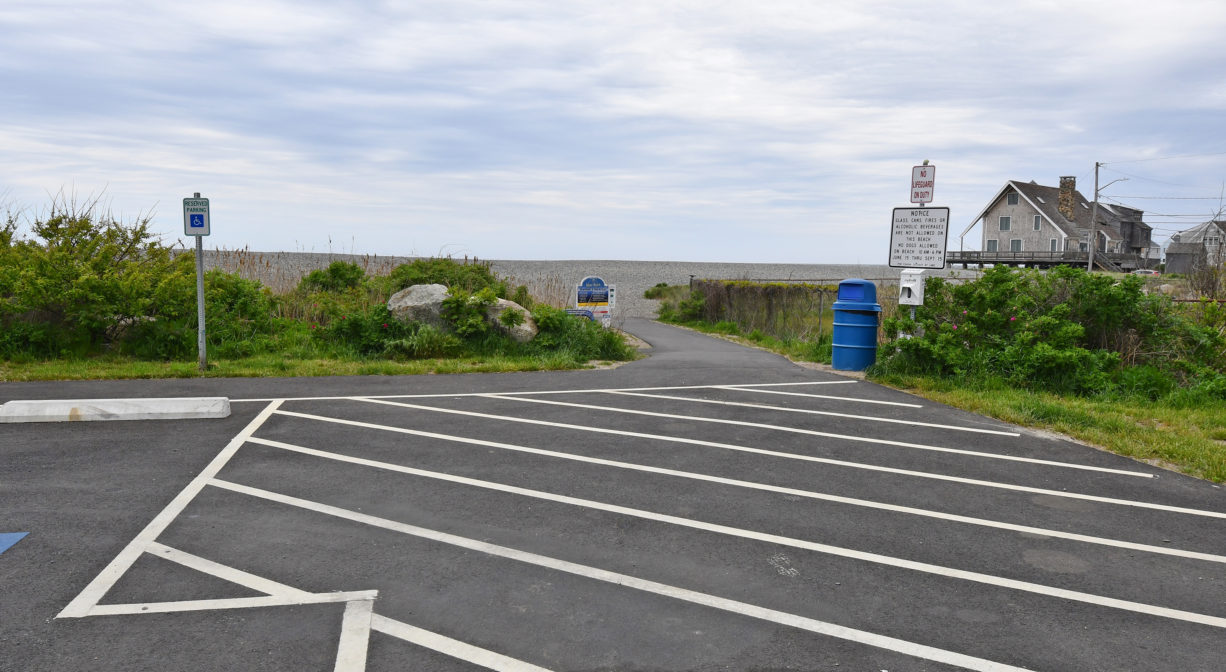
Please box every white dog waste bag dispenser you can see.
[899,269,925,306]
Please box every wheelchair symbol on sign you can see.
[189,214,205,228]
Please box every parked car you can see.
[1132,269,1161,276]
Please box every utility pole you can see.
[1087,163,1100,272]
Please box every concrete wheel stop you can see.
[0,397,231,423]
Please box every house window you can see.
[1079,242,1088,252]
[1007,193,1019,205]
[999,216,1011,231]
[1050,238,1058,252]
[1010,239,1022,252]
[1034,215,1042,231]
[986,239,998,252]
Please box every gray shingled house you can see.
[1165,220,1226,274]
[966,177,1153,269]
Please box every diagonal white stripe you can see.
[602,390,1018,435]
[211,460,1226,629]
[348,399,1223,517]
[481,394,1144,475]
[714,384,923,407]
[247,424,1226,564]
[214,479,1032,672]
[57,400,284,619]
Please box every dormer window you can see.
[1007,193,1019,205]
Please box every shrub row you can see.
[1,204,631,365]
[877,266,1226,398]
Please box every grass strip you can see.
[0,352,616,382]
[869,375,1226,483]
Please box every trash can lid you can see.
[836,279,878,303]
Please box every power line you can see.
[1101,150,1226,165]
[1108,195,1222,200]
[1099,167,1187,187]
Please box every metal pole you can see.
[194,192,207,372]
[1087,163,1100,272]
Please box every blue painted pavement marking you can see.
[0,532,28,555]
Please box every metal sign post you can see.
[183,193,211,372]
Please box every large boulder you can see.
[387,284,538,343]
[486,298,538,343]
[387,283,449,330]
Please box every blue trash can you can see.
[832,279,881,371]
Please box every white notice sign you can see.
[889,207,950,269]
[910,165,935,204]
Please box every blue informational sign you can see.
[190,214,205,229]
[575,276,615,328]
[565,309,595,321]
[576,277,609,306]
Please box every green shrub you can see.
[0,201,182,357]
[441,286,498,338]
[126,263,279,360]
[299,261,366,292]
[644,282,670,299]
[677,291,706,322]
[311,305,416,356]
[877,266,1224,396]
[499,306,526,328]
[528,305,635,362]
[382,257,508,297]
[383,324,460,359]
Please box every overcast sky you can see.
[3,1,1226,263]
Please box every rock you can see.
[387,284,538,343]
[387,284,450,330]
[486,299,538,343]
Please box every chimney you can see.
[1058,176,1076,220]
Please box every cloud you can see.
[2,0,1225,262]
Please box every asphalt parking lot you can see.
[3,319,1225,671]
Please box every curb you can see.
[0,397,231,423]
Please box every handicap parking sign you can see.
[182,196,210,236]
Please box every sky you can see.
[3,1,1226,264]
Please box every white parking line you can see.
[229,381,859,403]
[603,390,1018,436]
[150,543,548,671]
[336,599,374,672]
[359,396,1152,478]
[219,441,1226,629]
[148,541,311,598]
[212,479,1032,672]
[371,616,556,672]
[253,417,1226,564]
[88,591,379,617]
[715,385,923,407]
[57,400,284,619]
[348,398,1223,516]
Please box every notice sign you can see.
[889,207,950,269]
[183,197,210,236]
[910,164,935,204]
